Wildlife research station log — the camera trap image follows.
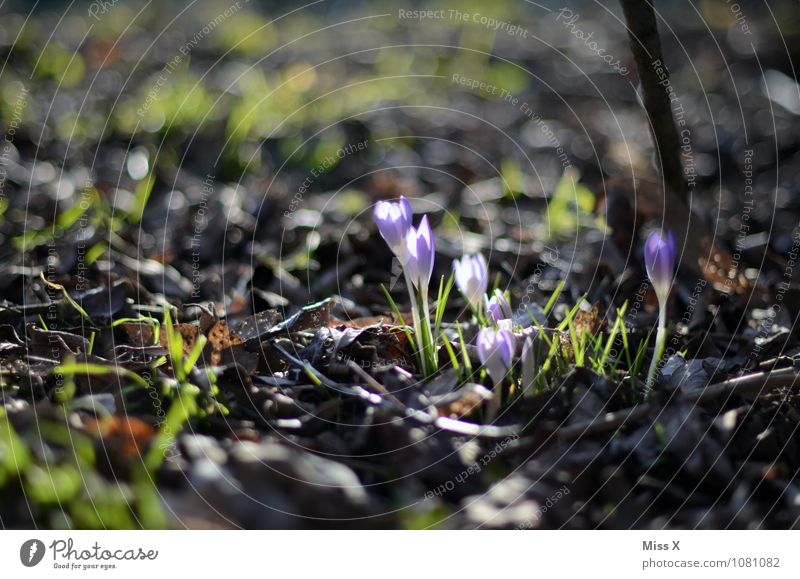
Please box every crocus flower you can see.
[477,327,516,386]
[405,215,435,292]
[374,200,439,377]
[485,289,512,324]
[644,229,676,303]
[477,326,516,420]
[453,253,488,312]
[644,229,676,390]
[373,196,412,258]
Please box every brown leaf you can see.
[206,321,243,365]
[554,304,607,360]
[573,303,607,337]
[84,415,155,458]
[159,323,200,356]
[434,384,492,419]
[121,322,154,348]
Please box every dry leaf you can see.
[206,320,243,365]
[573,303,607,337]
[159,323,200,356]
[84,415,155,458]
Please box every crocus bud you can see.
[405,215,435,291]
[644,230,676,303]
[476,326,516,385]
[485,288,512,324]
[374,196,412,258]
[453,253,488,311]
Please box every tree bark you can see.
[619,0,687,200]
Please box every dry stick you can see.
[274,343,517,439]
[558,368,800,441]
[619,0,687,200]
[346,361,405,408]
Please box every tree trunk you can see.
[619,0,687,200]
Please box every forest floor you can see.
[0,0,799,528]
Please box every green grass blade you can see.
[39,273,92,322]
[53,361,149,389]
[380,283,417,358]
[455,321,472,375]
[434,273,454,345]
[543,279,565,316]
[129,172,156,225]
[183,335,208,376]
[441,337,461,377]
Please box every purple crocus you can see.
[373,196,412,258]
[644,229,676,303]
[453,253,488,311]
[485,289,512,324]
[405,215,436,292]
[476,326,516,386]
[644,229,676,389]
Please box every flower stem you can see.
[403,269,426,375]
[467,298,484,327]
[486,378,502,422]
[420,284,435,375]
[645,307,667,391]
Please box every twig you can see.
[346,361,405,408]
[274,342,517,439]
